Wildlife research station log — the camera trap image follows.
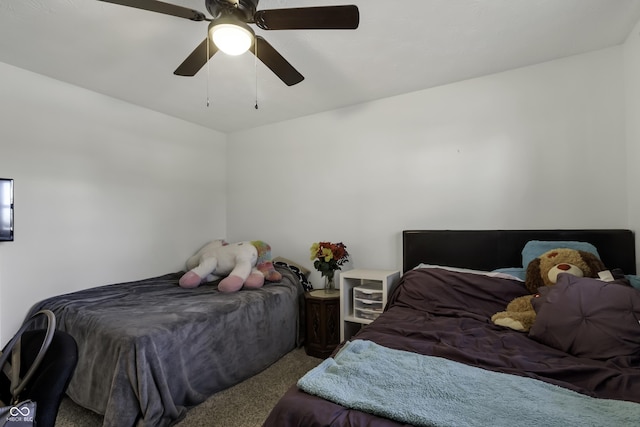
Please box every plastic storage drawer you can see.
[353,285,383,301]
[354,298,383,311]
[354,307,381,321]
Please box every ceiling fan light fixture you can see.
[209,20,254,56]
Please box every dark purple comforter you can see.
[263,268,640,427]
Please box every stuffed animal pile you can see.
[491,248,606,332]
[179,240,282,292]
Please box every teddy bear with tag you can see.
[491,248,605,332]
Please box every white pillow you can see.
[414,263,524,281]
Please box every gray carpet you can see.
[54,347,321,427]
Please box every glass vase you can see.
[324,275,336,294]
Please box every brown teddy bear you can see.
[491,248,605,332]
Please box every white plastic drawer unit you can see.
[353,284,384,321]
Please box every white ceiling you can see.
[1,0,640,133]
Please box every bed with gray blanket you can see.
[27,265,305,427]
[264,229,640,427]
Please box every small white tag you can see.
[598,270,615,282]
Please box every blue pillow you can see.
[627,275,640,290]
[492,267,526,281]
[521,240,600,268]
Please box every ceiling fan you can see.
[98,0,360,86]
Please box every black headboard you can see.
[402,229,636,274]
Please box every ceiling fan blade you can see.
[250,36,304,86]
[98,0,206,21]
[254,5,359,30]
[174,38,218,76]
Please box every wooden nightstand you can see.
[304,290,341,358]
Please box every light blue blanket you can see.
[297,340,640,427]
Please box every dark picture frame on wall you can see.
[0,178,14,241]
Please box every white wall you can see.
[228,47,628,287]
[0,63,227,343]
[0,38,634,341]
[624,19,640,274]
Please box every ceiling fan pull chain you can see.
[254,39,259,110]
[206,31,211,107]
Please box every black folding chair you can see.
[0,310,78,427]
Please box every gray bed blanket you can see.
[298,339,640,427]
[28,266,304,427]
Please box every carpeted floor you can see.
[54,347,321,427]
